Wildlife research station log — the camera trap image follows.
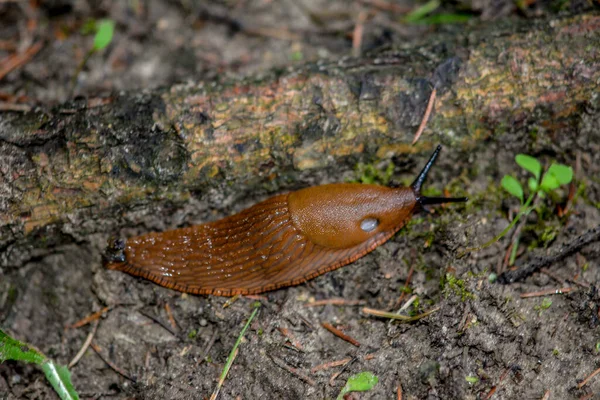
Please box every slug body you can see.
[105,146,466,296]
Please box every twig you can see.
[363,306,440,321]
[540,268,566,284]
[68,319,99,368]
[412,88,436,145]
[164,303,178,331]
[138,310,178,336]
[67,306,112,329]
[577,365,600,389]
[541,390,550,400]
[278,327,304,351]
[91,342,136,382]
[311,358,352,373]
[329,356,359,386]
[358,0,412,13]
[210,306,260,400]
[0,101,31,112]
[270,355,316,386]
[397,381,403,400]
[196,328,219,366]
[498,224,600,284]
[304,298,366,307]
[520,287,574,298]
[321,322,361,347]
[352,10,369,58]
[0,41,43,81]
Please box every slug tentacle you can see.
[105,144,466,296]
[411,145,468,208]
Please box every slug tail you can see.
[411,145,468,207]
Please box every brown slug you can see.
[105,145,466,296]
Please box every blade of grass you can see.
[362,306,440,321]
[210,305,260,400]
[0,329,80,400]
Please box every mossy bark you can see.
[0,13,598,265]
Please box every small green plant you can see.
[465,375,479,384]
[70,19,116,96]
[404,0,472,24]
[534,297,552,316]
[0,329,80,400]
[466,154,573,253]
[336,371,379,400]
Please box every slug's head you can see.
[104,237,127,265]
[410,145,468,211]
[288,145,466,250]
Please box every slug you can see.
[105,145,466,296]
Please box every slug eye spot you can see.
[360,218,379,233]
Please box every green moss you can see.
[441,273,475,301]
[353,161,394,185]
[187,329,198,339]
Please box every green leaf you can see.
[336,371,379,400]
[409,13,472,24]
[546,163,573,185]
[41,362,80,400]
[465,375,479,384]
[501,175,524,203]
[0,329,80,400]
[404,0,440,23]
[0,329,46,364]
[540,172,560,192]
[527,177,538,192]
[515,154,541,180]
[93,20,115,51]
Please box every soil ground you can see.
[1,1,599,400]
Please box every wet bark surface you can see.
[1,2,599,399]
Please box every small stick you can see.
[91,342,136,382]
[311,358,352,373]
[363,306,439,321]
[0,102,31,112]
[498,224,600,284]
[329,356,358,386]
[196,329,219,366]
[540,268,566,284]
[210,306,260,400]
[352,10,369,58]
[577,365,600,389]
[164,303,178,331]
[397,381,403,400]
[0,41,43,81]
[540,390,550,400]
[138,310,178,336]
[270,355,316,386]
[67,306,112,329]
[520,287,574,298]
[358,0,411,13]
[412,88,437,145]
[278,327,304,351]
[68,319,100,368]
[397,294,418,313]
[321,322,361,347]
[304,298,366,307]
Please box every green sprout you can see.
[0,329,80,400]
[465,154,573,253]
[336,371,379,400]
[70,19,116,96]
[534,297,553,316]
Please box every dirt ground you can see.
[1,1,599,400]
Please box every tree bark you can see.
[0,13,598,266]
